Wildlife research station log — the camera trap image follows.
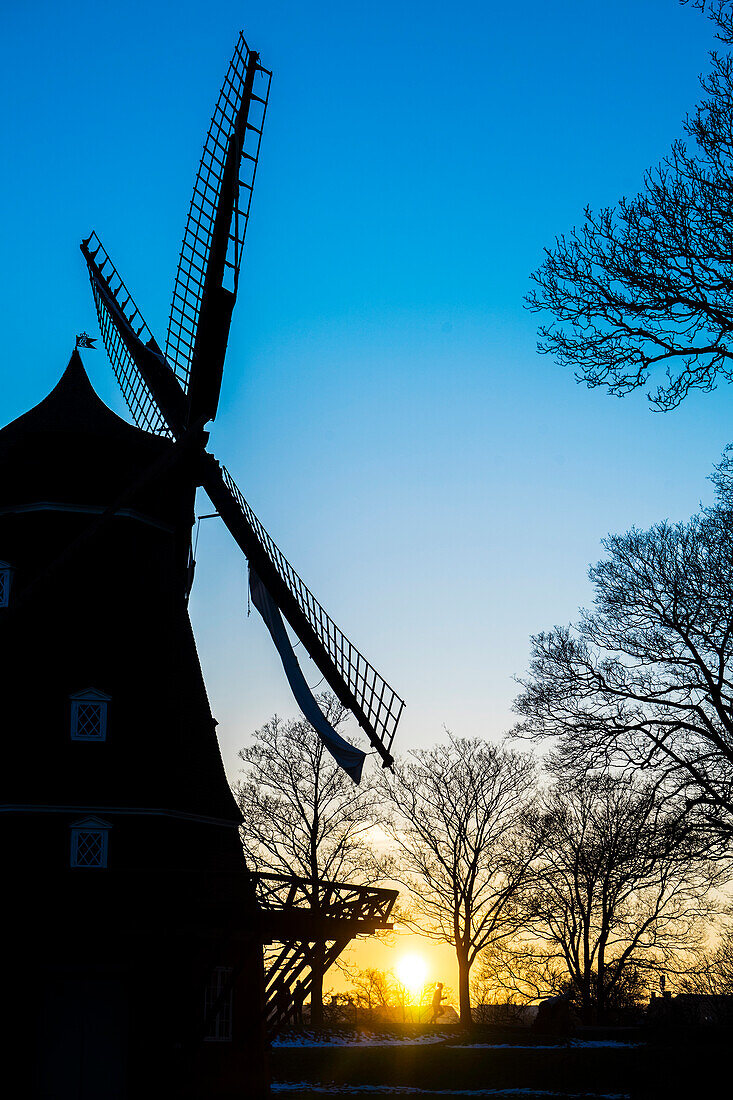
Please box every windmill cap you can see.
[0,350,191,528]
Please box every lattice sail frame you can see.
[220,465,405,759]
[82,232,173,438]
[165,32,271,393]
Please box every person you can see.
[293,981,305,1026]
[277,983,291,1025]
[430,982,446,1024]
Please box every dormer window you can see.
[0,561,13,607]
[70,816,111,868]
[70,688,111,741]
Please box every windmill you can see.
[80,33,404,784]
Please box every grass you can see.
[269,1022,731,1097]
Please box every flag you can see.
[76,332,97,349]
[249,567,366,783]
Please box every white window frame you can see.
[0,561,14,608]
[204,967,234,1042]
[70,816,111,869]
[70,688,111,741]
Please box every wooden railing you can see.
[251,871,397,925]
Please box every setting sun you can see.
[396,953,428,998]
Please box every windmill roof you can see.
[1,350,154,442]
[0,350,189,526]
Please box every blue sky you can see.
[2,0,731,777]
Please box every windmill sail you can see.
[81,234,185,437]
[249,568,366,783]
[82,232,405,769]
[166,33,271,425]
[201,458,404,769]
[80,33,405,774]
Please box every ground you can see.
[269,1023,730,1097]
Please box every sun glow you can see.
[396,953,428,998]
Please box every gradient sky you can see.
[2,0,730,791]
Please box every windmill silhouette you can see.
[80,33,404,783]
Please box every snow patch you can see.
[272,1084,630,1097]
[451,1041,643,1050]
[272,1032,643,1051]
[273,1030,450,1048]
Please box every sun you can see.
[396,953,428,998]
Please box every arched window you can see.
[0,561,14,608]
[70,688,111,741]
[70,816,111,868]
[204,967,234,1041]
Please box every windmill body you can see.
[1,30,404,1097]
[0,353,268,1096]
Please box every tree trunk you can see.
[579,971,594,1025]
[597,934,608,1024]
[597,960,605,1024]
[457,949,472,1026]
[310,940,324,1027]
[582,921,594,1024]
[308,853,323,1026]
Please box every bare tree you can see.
[514,475,733,840]
[345,967,396,1021]
[342,967,452,1025]
[527,1,733,410]
[478,939,568,1005]
[233,693,381,1024]
[679,922,733,995]
[485,772,721,1023]
[381,735,539,1025]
